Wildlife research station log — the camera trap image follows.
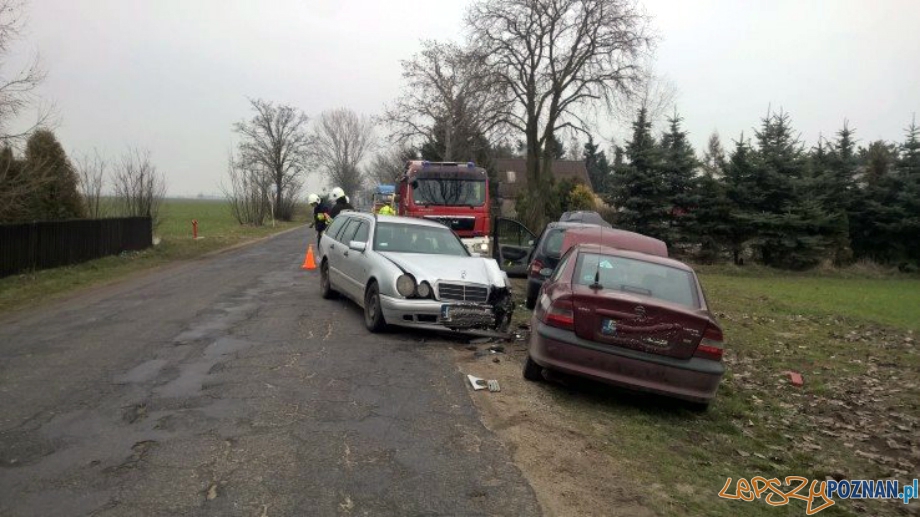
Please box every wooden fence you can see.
[0,217,152,277]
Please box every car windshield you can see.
[573,252,699,308]
[373,222,470,256]
[412,179,485,207]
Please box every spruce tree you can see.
[25,129,85,220]
[700,132,727,178]
[811,129,853,263]
[659,112,699,247]
[748,111,834,268]
[611,107,668,240]
[583,138,611,194]
[723,135,758,264]
[895,117,920,263]
[850,140,902,262]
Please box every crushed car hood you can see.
[378,252,508,288]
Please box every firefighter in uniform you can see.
[308,193,330,244]
[377,203,395,215]
[327,187,354,219]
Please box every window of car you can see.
[338,219,362,244]
[551,248,575,282]
[542,227,567,258]
[325,217,349,241]
[573,252,699,309]
[373,222,469,256]
[352,221,369,243]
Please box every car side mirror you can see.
[349,241,367,252]
[539,267,554,277]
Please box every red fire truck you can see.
[396,161,491,255]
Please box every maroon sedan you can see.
[525,243,725,407]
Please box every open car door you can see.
[493,218,536,276]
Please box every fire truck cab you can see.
[396,161,491,256]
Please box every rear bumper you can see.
[530,320,724,403]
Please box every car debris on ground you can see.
[467,374,500,393]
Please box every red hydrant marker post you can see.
[192,219,199,240]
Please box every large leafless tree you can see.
[312,108,375,198]
[383,40,511,162]
[233,98,311,221]
[467,0,651,227]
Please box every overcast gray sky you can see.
[10,0,920,196]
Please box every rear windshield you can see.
[373,222,470,256]
[573,252,699,308]
[542,228,566,257]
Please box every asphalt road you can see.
[0,229,540,517]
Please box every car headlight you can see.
[417,281,432,298]
[475,242,490,254]
[396,274,416,297]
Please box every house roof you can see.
[494,158,592,199]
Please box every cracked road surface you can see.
[0,230,541,516]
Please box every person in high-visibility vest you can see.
[377,204,395,215]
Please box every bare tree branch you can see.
[364,143,416,186]
[222,151,273,226]
[74,149,107,218]
[382,40,513,161]
[312,108,376,198]
[0,0,50,143]
[111,148,166,227]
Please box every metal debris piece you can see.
[488,344,505,353]
[487,380,501,392]
[467,374,488,391]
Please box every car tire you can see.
[364,281,387,332]
[320,260,337,299]
[525,282,539,310]
[522,355,544,382]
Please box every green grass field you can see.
[512,267,920,516]
[0,199,306,312]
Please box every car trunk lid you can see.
[572,286,710,359]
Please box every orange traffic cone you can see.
[301,244,317,270]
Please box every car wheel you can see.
[525,282,539,310]
[522,355,544,382]
[320,260,337,299]
[364,281,387,332]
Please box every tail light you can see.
[694,326,724,361]
[529,259,544,278]
[538,295,574,331]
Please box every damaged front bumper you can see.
[380,286,515,335]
